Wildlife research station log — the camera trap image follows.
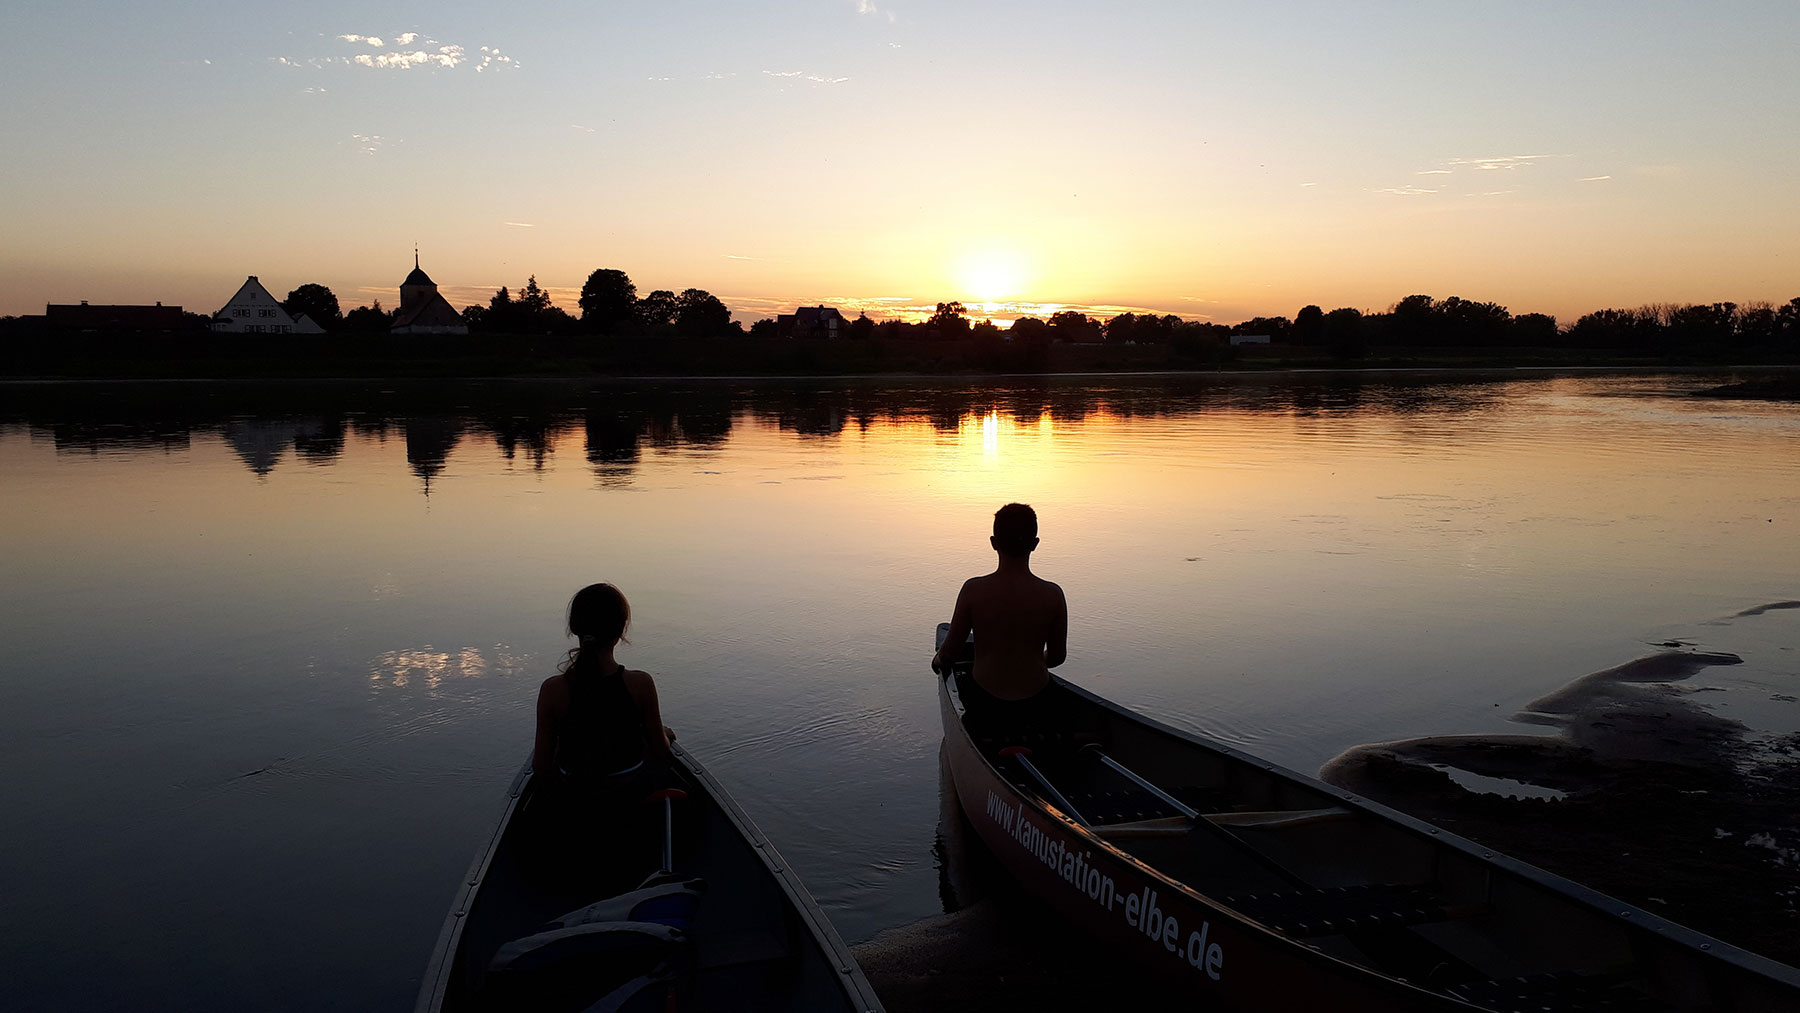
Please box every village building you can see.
[211,277,324,335]
[391,255,468,335]
[46,301,187,332]
[777,305,848,339]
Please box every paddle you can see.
[999,746,1090,826]
[646,787,688,874]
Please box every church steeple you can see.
[400,250,437,312]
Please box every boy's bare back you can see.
[933,504,1068,701]
[950,569,1067,700]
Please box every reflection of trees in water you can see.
[404,418,464,494]
[39,422,191,456]
[585,407,642,487]
[293,417,346,464]
[7,375,1518,492]
[485,415,557,471]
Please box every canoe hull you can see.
[938,673,1455,1011]
[416,743,882,1013]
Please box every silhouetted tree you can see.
[519,276,552,316]
[1510,313,1558,346]
[638,290,678,334]
[1104,312,1138,344]
[929,301,969,339]
[1234,315,1293,343]
[971,319,1002,341]
[1387,294,1437,346]
[343,300,392,333]
[578,269,637,334]
[848,312,874,340]
[1737,302,1778,347]
[1011,317,1051,345]
[1436,296,1512,346]
[1568,307,1662,352]
[1048,310,1101,343]
[1323,307,1367,358]
[748,318,778,340]
[1294,304,1324,346]
[675,289,733,337]
[282,284,342,330]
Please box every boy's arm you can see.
[932,582,974,672]
[1044,584,1068,669]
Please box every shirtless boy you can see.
[932,503,1068,707]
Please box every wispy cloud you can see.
[1298,181,1319,187]
[279,32,516,73]
[1416,169,1453,175]
[723,254,761,261]
[856,0,879,13]
[355,47,465,70]
[1446,154,1554,171]
[504,221,535,228]
[762,69,850,84]
[1375,186,1438,196]
[350,133,385,155]
[1579,175,1613,182]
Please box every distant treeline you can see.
[4,263,1799,375]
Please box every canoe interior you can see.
[417,744,880,1013]
[936,637,1800,1013]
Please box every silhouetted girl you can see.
[533,583,670,789]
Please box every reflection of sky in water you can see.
[0,373,1795,1009]
[1647,604,1800,747]
[368,645,529,692]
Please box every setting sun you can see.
[954,248,1030,302]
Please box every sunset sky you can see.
[3,1,1797,325]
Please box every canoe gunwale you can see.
[670,742,886,1013]
[413,755,531,1013]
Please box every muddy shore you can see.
[1321,622,1800,966]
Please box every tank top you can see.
[556,663,648,778]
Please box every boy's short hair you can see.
[992,503,1038,557]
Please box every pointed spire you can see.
[414,245,420,269]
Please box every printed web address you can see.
[986,789,1225,980]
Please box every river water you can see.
[1,371,1796,1010]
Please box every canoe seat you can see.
[549,874,707,931]
[1064,785,1231,825]
[1221,883,1474,938]
[1445,971,1665,1012]
[480,876,707,1008]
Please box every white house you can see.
[211,276,324,335]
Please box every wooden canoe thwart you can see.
[415,742,883,1013]
[933,623,1800,1012]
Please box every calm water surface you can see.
[2,372,1796,1010]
